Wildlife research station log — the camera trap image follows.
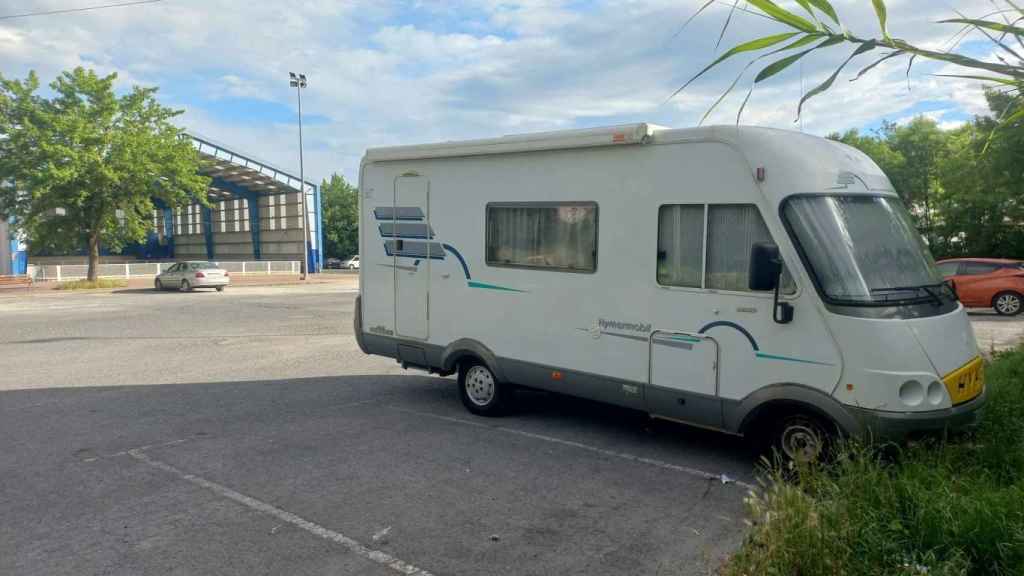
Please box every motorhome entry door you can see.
[393,176,430,340]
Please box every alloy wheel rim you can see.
[997,294,1020,314]
[465,366,495,407]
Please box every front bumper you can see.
[848,387,987,441]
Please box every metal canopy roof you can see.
[186,133,316,200]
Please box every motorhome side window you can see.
[658,203,794,293]
[657,205,703,287]
[486,203,598,272]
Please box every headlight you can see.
[927,380,946,406]
[899,379,925,407]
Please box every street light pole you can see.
[290,72,311,280]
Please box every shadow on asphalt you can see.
[2,373,756,469]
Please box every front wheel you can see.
[994,291,1023,316]
[458,360,507,416]
[154,279,163,291]
[771,412,831,465]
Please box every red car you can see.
[937,258,1024,316]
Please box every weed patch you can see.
[725,348,1024,576]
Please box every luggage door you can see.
[648,331,721,427]
[393,176,430,340]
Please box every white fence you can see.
[32,260,302,281]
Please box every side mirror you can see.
[749,242,781,291]
[748,242,794,325]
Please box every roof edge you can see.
[364,123,667,162]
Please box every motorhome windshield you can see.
[784,195,948,306]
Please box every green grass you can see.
[55,279,128,290]
[724,348,1024,576]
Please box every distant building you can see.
[20,133,323,273]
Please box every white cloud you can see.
[0,0,1008,181]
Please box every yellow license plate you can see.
[943,356,985,405]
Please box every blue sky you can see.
[0,1,999,182]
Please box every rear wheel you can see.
[154,279,163,291]
[180,280,191,292]
[216,286,225,292]
[994,291,1022,316]
[458,360,507,416]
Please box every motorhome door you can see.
[393,175,430,340]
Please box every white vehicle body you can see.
[343,256,360,270]
[354,124,985,440]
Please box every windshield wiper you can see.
[871,283,947,306]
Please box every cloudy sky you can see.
[0,0,998,184]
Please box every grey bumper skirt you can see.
[848,388,987,441]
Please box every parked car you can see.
[937,258,1024,315]
[325,257,343,269]
[155,261,230,292]
[341,255,360,270]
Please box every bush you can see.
[725,348,1024,576]
[55,279,128,290]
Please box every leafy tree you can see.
[831,93,1024,259]
[0,68,208,280]
[677,0,1023,139]
[320,173,359,259]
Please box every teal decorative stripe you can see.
[467,280,527,293]
[755,352,834,367]
[669,335,702,343]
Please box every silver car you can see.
[155,261,230,292]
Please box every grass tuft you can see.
[55,279,128,290]
[724,347,1024,576]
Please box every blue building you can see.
[12,133,323,273]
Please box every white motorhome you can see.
[354,124,985,460]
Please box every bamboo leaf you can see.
[933,73,1019,86]
[754,36,844,83]
[668,32,801,101]
[850,50,904,81]
[671,0,716,40]
[746,0,819,33]
[806,0,840,26]
[944,13,1024,61]
[700,34,824,125]
[793,0,822,27]
[871,0,889,38]
[939,17,1024,36]
[798,41,877,118]
[715,0,740,50]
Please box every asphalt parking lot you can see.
[0,282,756,576]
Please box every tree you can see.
[0,68,208,280]
[676,1,1023,139]
[829,93,1024,259]
[320,173,359,259]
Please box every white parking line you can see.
[387,406,756,492]
[129,448,434,576]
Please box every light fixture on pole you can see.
[289,71,311,279]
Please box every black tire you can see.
[216,286,225,292]
[993,291,1023,316]
[180,280,191,293]
[768,411,832,465]
[458,359,507,416]
[154,279,163,291]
